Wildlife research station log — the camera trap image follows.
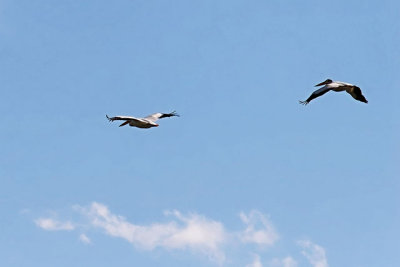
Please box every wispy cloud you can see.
[79,233,91,244]
[79,202,226,263]
[239,210,279,246]
[282,257,298,267]
[298,240,328,267]
[35,218,74,231]
[246,254,263,267]
[271,256,298,267]
[34,202,327,266]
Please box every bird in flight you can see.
[106,111,179,129]
[299,79,368,105]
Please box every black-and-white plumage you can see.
[299,79,368,105]
[106,111,179,129]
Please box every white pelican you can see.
[299,79,368,105]
[106,111,179,129]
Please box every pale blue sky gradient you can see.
[1,0,399,266]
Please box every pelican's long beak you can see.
[315,80,330,87]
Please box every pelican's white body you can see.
[127,118,159,128]
[108,115,160,128]
[321,81,354,93]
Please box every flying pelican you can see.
[299,79,368,105]
[106,111,179,129]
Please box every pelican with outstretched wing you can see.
[106,111,179,129]
[299,79,368,105]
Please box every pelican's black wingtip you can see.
[159,111,180,119]
[169,110,180,117]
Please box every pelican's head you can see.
[315,79,333,87]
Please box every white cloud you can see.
[35,218,74,231]
[281,257,298,267]
[239,210,279,246]
[298,240,328,267]
[271,256,298,267]
[80,202,227,263]
[246,254,263,267]
[34,203,328,266]
[79,233,91,244]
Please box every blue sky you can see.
[1,0,399,266]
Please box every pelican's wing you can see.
[106,115,146,127]
[106,115,141,122]
[299,87,331,105]
[144,111,179,122]
[347,86,368,103]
